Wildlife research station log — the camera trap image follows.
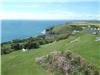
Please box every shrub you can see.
[11,43,22,50]
[35,51,99,75]
[38,40,46,45]
[1,48,13,54]
[24,41,39,49]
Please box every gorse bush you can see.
[35,51,99,75]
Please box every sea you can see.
[1,20,75,43]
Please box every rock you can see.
[22,48,27,52]
[35,51,99,75]
[96,37,100,41]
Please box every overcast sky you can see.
[0,0,100,20]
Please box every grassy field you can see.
[65,21,100,28]
[1,31,100,75]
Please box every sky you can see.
[0,0,100,20]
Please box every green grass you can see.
[52,25,72,33]
[1,32,100,75]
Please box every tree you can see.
[11,43,22,50]
[24,41,39,49]
[1,48,13,54]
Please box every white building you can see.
[22,48,27,52]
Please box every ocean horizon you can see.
[2,20,73,42]
[2,20,88,43]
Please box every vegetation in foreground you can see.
[36,51,99,75]
[1,21,100,75]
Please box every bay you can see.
[1,20,69,42]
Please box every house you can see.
[72,30,80,34]
[96,28,100,34]
[96,37,100,41]
[83,25,100,35]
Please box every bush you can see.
[11,43,22,50]
[36,51,99,75]
[38,39,49,45]
[24,41,39,49]
[1,48,13,54]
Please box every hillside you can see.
[2,31,100,75]
[64,21,100,27]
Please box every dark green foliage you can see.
[24,41,39,49]
[70,25,83,31]
[11,43,22,50]
[12,39,22,43]
[38,40,48,45]
[37,35,46,39]
[32,42,39,48]
[45,27,54,33]
[1,41,11,45]
[1,48,13,54]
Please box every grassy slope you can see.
[2,32,100,75]
[66,21,100,27]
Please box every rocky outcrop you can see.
[35,51,99,75]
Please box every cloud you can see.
[1,0,99,20]
[0,11,99,20]
[2,0,99,4]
